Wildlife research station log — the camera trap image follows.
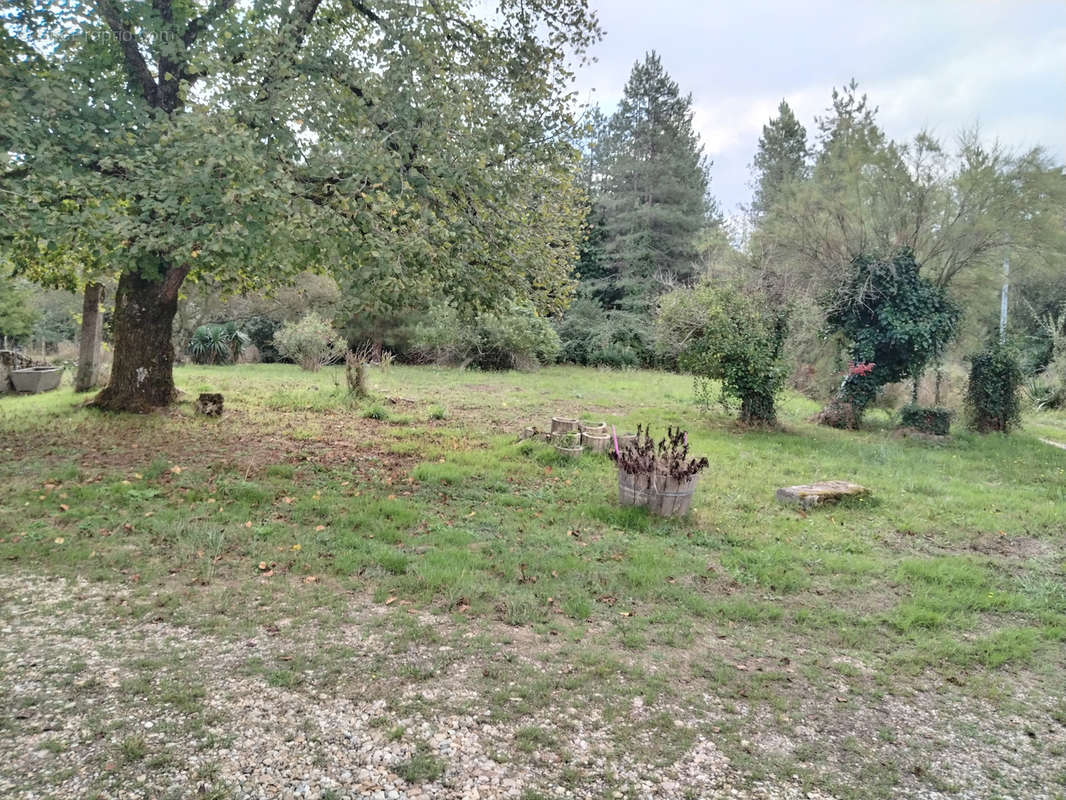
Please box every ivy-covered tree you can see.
[598,51,717,317]
[1,0,598,411]
[750,100,808,219]
[818,249,960,428]
[966,339,1023,433]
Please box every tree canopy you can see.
[1,0,599,409]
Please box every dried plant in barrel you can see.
[609,425,708,516]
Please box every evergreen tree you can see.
[599,52,715,317]
[751,100,808,218]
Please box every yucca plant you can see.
[189,323,250,365]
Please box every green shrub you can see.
[966,341,1022,433]
[362,404,389,421]
[1028,307,1066,409]
[554,300,654,367]
[899,405,952,436]
[273,312,346,371]
[188,322,250,365]
[410,301,559,370]
[656,281,789,424]
[243,315,282,362]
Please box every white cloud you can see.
[574,0,1066,211]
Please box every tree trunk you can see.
[74,282,106,392]
[92,265,188,412]
[740,392,776,426]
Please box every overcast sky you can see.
[569,0,1066,215]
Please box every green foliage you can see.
[751,100,808,219]
[823,249,960,424]
[657,281,789,424]
[1024,306,1066,409]
[600,52,715,311]
[899,405,952,436]
[273,313,346,372]
[242,316,282,363]
[1,0,598,408]
[752,80,1066,379]
[188,323,250,365]
[175,272,342,363]
[394,745,445,783]
[561,53,718,368]
[28,288,81,346]
[0,269,39,342]
[362,404,390,422]
[554,298,649,367]
[410,302,560,371]
[966,340,1023,433]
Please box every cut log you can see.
[776,481,868,508]
[195,392,224,417]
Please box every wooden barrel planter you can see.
[554,432,583,459]
[581,431,611,453]
[618,471,699,516]
[551,416,578,436]
[618,470,650,506]
[646,473,700,517]
[579,420,607,433]
[614,432,637,451]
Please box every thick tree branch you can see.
[93,0,159,106]
[160,263,191,302]
[349,0,382,25]
[183,0,238,47]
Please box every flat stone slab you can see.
[776,480,869,508]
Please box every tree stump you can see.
[345,351,368,397]
[776,481,868,508]
[195,393,224,416]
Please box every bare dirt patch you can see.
[2,407,423,482]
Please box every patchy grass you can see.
[1,363,1064,798]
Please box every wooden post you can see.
[75,282,106,392]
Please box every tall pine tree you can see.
[599,52,715,317]
[751,100,808,218]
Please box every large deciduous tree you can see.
[0,0,598,411]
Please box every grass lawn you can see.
[1,363,1064,799]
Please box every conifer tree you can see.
[598,52,716,317]
[751,100,808,218]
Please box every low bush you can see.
[410,302,560,370]
[899,405,952,436]
[273,313,346,372]
[188,322,250,365]
[555,300,652,367]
